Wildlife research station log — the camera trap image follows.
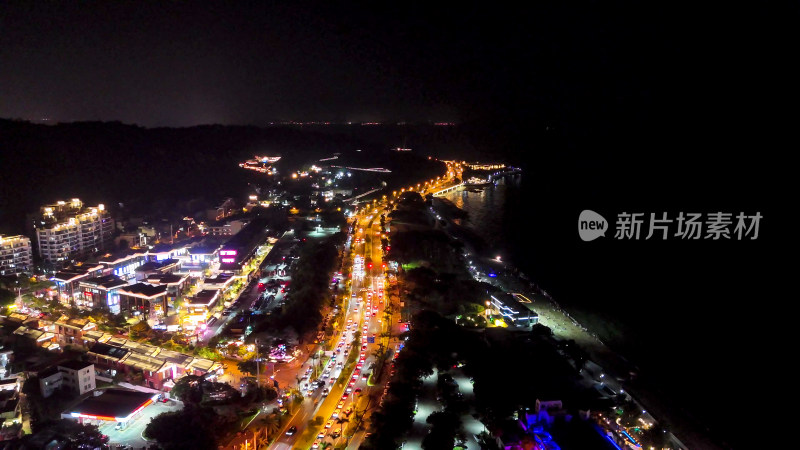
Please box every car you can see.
[349,379,357,386]
[322,388,329,396]
[338,400,345,409]
[354,388,362,394]
[362,373,369,380]
[317,431,325,439]
[325,420,333,429]
[362,344,368,351]
[286,426,298,436]
[312,440,321,449]
[331,409,339,418]
[344,407,353,416]
[342,392,349,400]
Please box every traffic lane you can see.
[273,393,321,449]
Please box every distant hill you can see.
[0,119,443,234]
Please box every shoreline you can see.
[432,196,720,450]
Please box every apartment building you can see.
[0,235,32,276]
[33,199,114,270]
[38,360,96,398]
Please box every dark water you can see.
[443,174,777,448]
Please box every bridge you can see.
[330,165,392,173]
[346,187,386,205]
[431,182,464,196]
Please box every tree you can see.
[335,416,350,436]
[238,360,258,376]
[261,412,281,441]
[171,375,204,404]
[34,419,110,450]
[0,288,15,308]
[144,405,219,450]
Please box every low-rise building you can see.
[85,337,222,390]
[208,219,248,237]
[38,361,96,398]
[54,315,97,346]
[144,273,189,306]
[98,250,147,282]
[134,259,180,281]
[77,275,128,312]
[490,293,539,328]
[52,265,105,306]
[0,377,21,428]
[118,283,168,319]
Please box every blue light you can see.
[604,435,623,450]
[621,430,641,447]
[487,273,496,278]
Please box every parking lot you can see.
[97,399,182,449]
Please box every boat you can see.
[464,176,492,188]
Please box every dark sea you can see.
[442,172,778,449]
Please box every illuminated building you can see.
[77,275,127,312]
[184,289,220,325]
[33,199,114,270]
[134,259,180,281]
[206,198,237,221]
[39,360,96,398]
[208,219,248,236]
[490,294,539,327]
[99,251,147,281]
[65,388,158,428]
[118,283,168,319]
[54,315,97,346]
[52,265,105,306]
[0,235,32,276]
[85,339,222,390]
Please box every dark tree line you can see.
[253,233,343,338]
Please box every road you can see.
[264,210,395,450]
[261,173,457,449]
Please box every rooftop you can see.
[119,283,168,299]
[88,342,129,361]
[68,388,155,419]
[58,360,94,371]
[145,273,187,285]
[81,275,129,290]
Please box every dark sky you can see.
[5,1,788,127]
[0,1,492,125]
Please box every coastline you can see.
[431,196,720,450]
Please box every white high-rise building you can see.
[33,199,114,269]
[0,235,32,276]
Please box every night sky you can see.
[5,2,789,128]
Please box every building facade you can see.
[33,199,114,270]
[38,361,96,398]
[0,235,33,276]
